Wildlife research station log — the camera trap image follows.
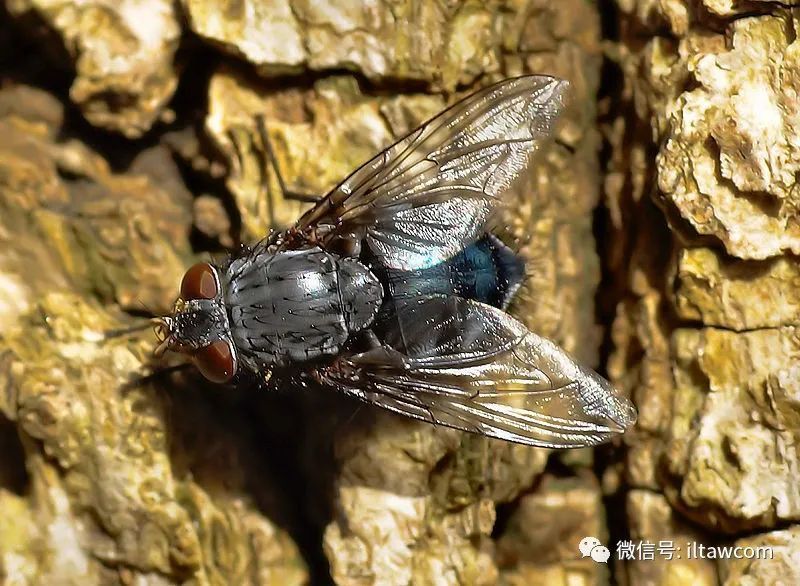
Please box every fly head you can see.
[155,262,238,384]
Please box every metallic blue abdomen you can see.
[374,234,524,310]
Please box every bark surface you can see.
[608,1,800,584]
[2,0,792,584]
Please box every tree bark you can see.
[9,0,795,584]
[608,2,800,584]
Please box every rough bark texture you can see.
[0,2,610,584]
[608,1,800,584]
[2,0,794,584]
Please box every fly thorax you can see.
[223,247,383,367]
[170,298,232,350]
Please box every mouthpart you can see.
[153,317,173,357]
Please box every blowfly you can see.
[155,76,637,448]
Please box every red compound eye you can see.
[193,341,236,383]
[180,263,218,300]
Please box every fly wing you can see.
[316,296,637,448]
[294,76,569,270]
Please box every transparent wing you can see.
[294,76,569,269]
[316,296,637,448]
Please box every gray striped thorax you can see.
[222,245,383,369]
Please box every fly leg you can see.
[254,114,321,203]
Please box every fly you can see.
[155,75,637,448]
